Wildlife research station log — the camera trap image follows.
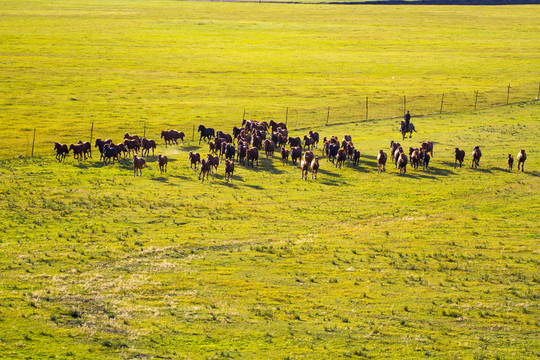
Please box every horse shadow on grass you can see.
[492,167,512,173]
[241,157,286,176]
[150,176,169,183]
[144,156,178,164]
[179,145,200,152]
[73,160,121,169]
[318,168,342,178]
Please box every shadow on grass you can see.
[213,177,243,188]
[181,145,201,152]
[244,184,264,190]
[144,156,178,164]
[471,167,493,174]
[150,176,169,183]
[492,167,512,173]
[318,168,342,178]
[237,157,286,175]
[320,180,342,186]
[169,174,191,180]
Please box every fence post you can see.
[90,122,94,145]
[474,91,478,111]
[507,83,511,105]
[242,109,246,122]
[403,95,406,115]
[31,128,36,157]
[440,93,445,114]
[537,83,540,100]
[366,96,369,121]
[285,107,288,127]
[192,124,195,142]
[326,106,330,126]
[143,122,146,138]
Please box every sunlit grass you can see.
[0,1,539,358]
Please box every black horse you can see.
[198,125,215,145]
[400,121,417,140]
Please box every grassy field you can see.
[0,1,539,359]
[0,0,539,157]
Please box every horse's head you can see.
[197,125,204,132]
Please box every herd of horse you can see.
[53,119,528,181]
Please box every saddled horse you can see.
[400,121,417,140]
[198,125,215,145]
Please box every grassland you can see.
[0,0,539,157]
[0,0,539,359]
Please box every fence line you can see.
[5,82,539,159]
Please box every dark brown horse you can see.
[508,154,514,171]
[189,152,201,170]
[281,147,289,166]
[225,159,234,183]
[158,154,168,174]
[54,142,69,162]
[269,119,287,132]
[454,148,465,168]
[398,152,408,174]
[377,150,387,172]
[472,146,482,169]
[199,160,211,182]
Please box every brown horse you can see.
[454,148,465,168]
[517,149,526,172]
[377,150,387,172]
[141,138,156,157]
[398,152,408,174]
[264,139,275,159]
[311,156,319,179]
[189,152,201,170]
[69,143,85,161]
[281,147,290,166]
[269,119,287,132]
[225,159,234,183]
[472,146,482,169]
[207,153,220,174]
[421,141,434,158]
[199,159,211,182]
[133,154,146,177]
[336,148,346,169]
[246,147,259,168]
[158,154,168,174]
[54,142,69,162]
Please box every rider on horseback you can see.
[404,111,411,130]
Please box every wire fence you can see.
[5,82,539,159]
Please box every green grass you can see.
[0,1,539,157]
[0,1,539,359]
[1,102,538,359]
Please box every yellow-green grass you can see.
[0,1,539,358]
[0,1,539,157]
[0,101,539,359]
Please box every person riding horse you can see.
[400,111,416,139]
[404,111,411,129]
